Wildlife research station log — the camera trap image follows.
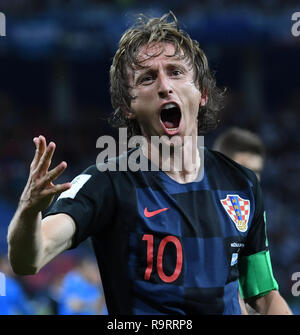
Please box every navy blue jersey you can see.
[45,147,278,315]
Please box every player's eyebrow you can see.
[133,61,191,85]
[133,68,153,84]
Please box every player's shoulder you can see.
[66,162,115,196]
[204,147,259,188]
[75,164,107,181]
[76,147,139,181]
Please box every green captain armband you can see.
[238,250,279,300]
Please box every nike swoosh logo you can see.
[144,207,169,218]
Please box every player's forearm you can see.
[262,294,292,315]
[7,206,44,275]
[252,290,293,315]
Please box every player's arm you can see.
[238,170,292,315]
[7,136,74,275]
[246,290,292,315]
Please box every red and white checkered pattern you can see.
[220,195,250,232]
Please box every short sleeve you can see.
[238,173,278,299]
[44,165,115,249]
[241,175,267,256]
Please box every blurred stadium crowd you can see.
[0,0,299,314]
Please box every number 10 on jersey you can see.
[142,234,183,283]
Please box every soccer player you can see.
[7,12,292,315]
[213,127,265,181]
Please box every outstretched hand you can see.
[19,135,71,214]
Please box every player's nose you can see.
[157,73,173,98]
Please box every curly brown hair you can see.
[109,11,225,137]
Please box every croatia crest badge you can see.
[220,195,250,232]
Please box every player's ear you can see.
[122,106,136,120]
[199,88,208,107]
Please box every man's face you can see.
[127,42,207,145]
[232,152,264,181]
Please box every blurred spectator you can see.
[56,257,107,315]
[0,254,34,315]
[213,127,265,180]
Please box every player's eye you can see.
[172,70,182,76]
[170,68,184,78]
[142,76,153,82]
[140,74,155,85]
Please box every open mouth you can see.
[160,103,182,135]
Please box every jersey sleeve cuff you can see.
[238,250,279,300]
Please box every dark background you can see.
[0,0,299,314]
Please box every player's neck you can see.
[142,132,201,184]
[164,141,201,184]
